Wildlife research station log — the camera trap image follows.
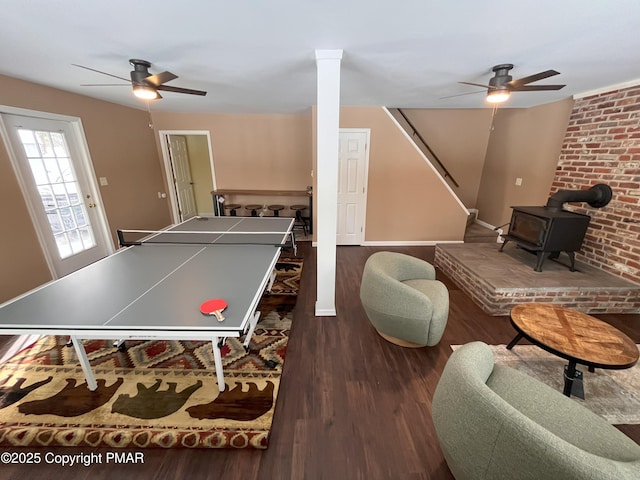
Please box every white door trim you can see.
[0,105,113,278]
[338,128,370,245]
[159,130,217,224]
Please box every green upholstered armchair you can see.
[359,251,449,347]
[432,341,640,480]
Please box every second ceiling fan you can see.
[454,63,565,103]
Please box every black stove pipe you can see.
[545,183,613,211]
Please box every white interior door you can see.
[2,113,111,277]
[336,129,369,245]
[168,135,197,221]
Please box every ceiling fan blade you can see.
[81,83,129,87]
[72,64,130,83]
[507,70,560,88]
[156,85,207,96]
[440,90,485,99]
[144,71,178,86]
[510,84,566,91]
[459,81,492,89]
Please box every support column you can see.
[314,49,342,317]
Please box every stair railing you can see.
[396,108,459,188]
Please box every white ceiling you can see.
[2,0,640,114]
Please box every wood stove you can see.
[499,184,612,272]
[500,207,591,271]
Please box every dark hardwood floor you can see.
[1,242,639,479]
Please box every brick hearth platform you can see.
[435,243,640,316]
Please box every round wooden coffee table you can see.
[507,303,639,397]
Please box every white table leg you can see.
[266,270,277,293]
[243,311,261,349]
[69,336,98,391]
[211,336,226,392]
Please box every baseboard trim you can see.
[474,218,495,230]
[315,304,337,317]
[311,240,464,247]
[362,240,464,246]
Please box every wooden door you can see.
[168,135,197,220]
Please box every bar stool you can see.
[245,204,263,217]
[268,204,285,216]
[224,203,241,216]
[290,204,309,236]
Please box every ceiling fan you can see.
[448,64,565,103]
[73,59,207,100]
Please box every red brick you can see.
[617,97,638,106]
[610,113,631,121]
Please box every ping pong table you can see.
[0,216,295,392]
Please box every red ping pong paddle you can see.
[200,298,227,322]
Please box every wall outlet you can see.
[515,177,523,186]
[99,177,108,186]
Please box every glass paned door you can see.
[19,128,97,259]
[2,113,111,277]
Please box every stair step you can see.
[464,223,499,243]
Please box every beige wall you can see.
[475,98,574,226]
[338,107,468,242]
[150,111,313,196]
[0,74,171,302]
[396,108,494,208]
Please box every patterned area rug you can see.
[452,344,640,424]
[0,257,302,449]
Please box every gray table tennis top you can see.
[0,216,294,336]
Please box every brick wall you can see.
[552,84,640,284]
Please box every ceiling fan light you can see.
[486,88,510,104]
[133,84,159,100]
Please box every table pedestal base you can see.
[563,363,585,399]
[507,332,586,399]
